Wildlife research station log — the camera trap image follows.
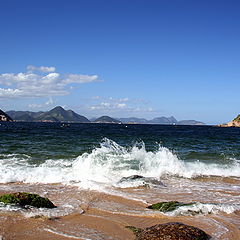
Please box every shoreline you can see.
[0,181,240,240]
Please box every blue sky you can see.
[0,0,239,124]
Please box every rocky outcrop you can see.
[0,109,12,122]
[119,175,145,182]
[147,201,194,212]
[119,175,165,186]
[0,192,56,208]
[219,114,240,127]
[126,222,210,240]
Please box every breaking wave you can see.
[0,138,239,188]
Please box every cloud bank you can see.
[88,96,155,115]
[0,65,99,98]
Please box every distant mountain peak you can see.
[49,106,65,113]
[149,116,178,124]
[7,106,90,123]
[52,106,64,110]
[94,116,121,124]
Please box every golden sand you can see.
[0,181,240,240]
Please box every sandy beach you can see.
[0,178,239,240]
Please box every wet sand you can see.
[1,204,240,240]
[0,179,240,240]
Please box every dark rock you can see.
[147,201,193,212]
[127,222,210,240]
[119,175,165,186]
[0,192,56,208]
[144,178,165,186]
[119,175,145,182]
[0,109,12,122]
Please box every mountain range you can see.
[118,117,204,125]
[6,106,89,123]
[1,106,205,125]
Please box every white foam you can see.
[0,202,84,218]
[0,138,239,189]
[44,228,91,240]
[164,202,240,216]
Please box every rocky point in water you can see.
[218,114,240,127]
[126,222,210,240]
[0,192,56,208]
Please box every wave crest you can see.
[0,138,239,186]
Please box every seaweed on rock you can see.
[147,201,193,212]
[0,192,56,208]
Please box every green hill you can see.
[7,106,90,123]
[233,114,240,122]
[94,116,121,124]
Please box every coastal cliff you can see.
[219,114,240,127]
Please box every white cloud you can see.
[116,103,126,109]
[28,103,43,108]
[28,97,55,109]
[0,88,23,97]
[62,74,98,84]
[119,98,129,102]
[0,66,99,98]
[89,99,127,111]
[27,65,56,73]
[101,102,111,107]
[88,97,154,113]
[45,97,54,105]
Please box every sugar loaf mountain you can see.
[0,106,205,125]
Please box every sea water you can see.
[0,122,240,239]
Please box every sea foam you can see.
[161,202,240,216]
[0,138,239,187]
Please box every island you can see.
[94,116,122,124]
[218,114,240,127]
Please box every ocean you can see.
[0,122,240,239]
